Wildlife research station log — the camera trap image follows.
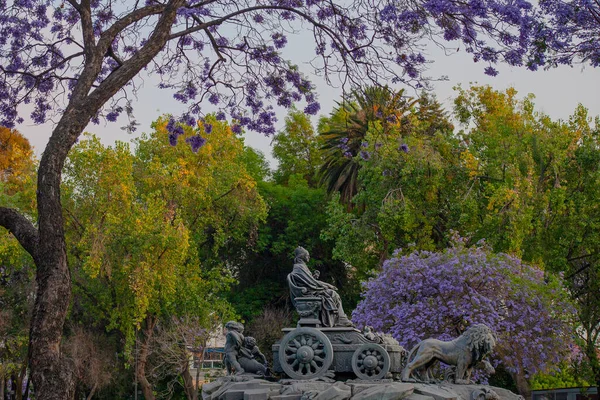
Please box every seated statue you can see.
[288,246,353,328]
[223,321,269,376]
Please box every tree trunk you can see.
[86,382,98,400]
[0,2,185,400]
[0,377,4,400]
[182,362,198,400]
[512,371,531,399]
[15,364,26,400]
[136,317,157,400]
[28,118,83,400]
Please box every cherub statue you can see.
[239,336,270,376]
[223,322,270,376]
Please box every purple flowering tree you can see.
[538,0,600,66]
[353,237,575,395]
[0,0,558,398]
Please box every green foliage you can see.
[272,109,322,186]
[0,129,36,383]
[321,92,460,275]
[531,362,592,389]
[229,175,358,321]
[62,116,266,358]
[239,146,271,183]
[318,87,416,205]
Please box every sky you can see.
[18,31,600,170]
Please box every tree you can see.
[272,109,322,186]
[0,1,561,397]
[321,92,459,275]
[0,129,36,400]
[319,87,416,205]
[453,87,600,386]
[352,237,575,396]
[62,118,261,398]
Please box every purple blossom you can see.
[272,33,288,49]
[304,102,320,115]
[185,135,206,153]
[215,37,229,47]
[168,133,178,146]
[353,240,575,379]
[484,66,499,76]
[360,150,371,160]
[232,124,242,134]
[204,123,213,134]
[208,93,219,105]
[400,143,409,153]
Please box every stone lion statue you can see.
[400,324,497,384]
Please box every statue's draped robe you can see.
[288,261,351,327]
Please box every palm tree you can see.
[318,86,416,205]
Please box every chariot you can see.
[272,296,406,380]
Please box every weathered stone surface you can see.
[281,381,335,395]
[203,380,225,396]
[313,382,352,400]
[270,395,302,400]
[205,378,282,400]
[436,384,523,400]
[346,380,397,397]
[351,383,414,400]
[224,390,246,400]
[413,384,459,400]
[243,388,271,400]
[405,393,435,400]
[205,376,521,400]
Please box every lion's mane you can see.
[462,324,497,366]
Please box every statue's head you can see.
[244,336,257,348]
[225,321,244,333]
[294,246,310,263]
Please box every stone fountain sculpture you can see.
[204,246,524,400]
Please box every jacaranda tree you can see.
[0,1,566,398]
[538,0,600,67]
[353,237,575,395]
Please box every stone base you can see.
[201,377,523,400]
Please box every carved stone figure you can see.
[239,336,269,376]
[287,246,353,327]
[362,325,401,346]
[223,322,269,376]
[224,321,245,375]
[401,324,497,384]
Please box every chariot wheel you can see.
[351,343,390,380]
[278,327,334,380]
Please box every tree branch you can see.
[96,4,167,56]
[88,0,184,108]
[0,207,38,259]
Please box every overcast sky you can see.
[19,33,600,169]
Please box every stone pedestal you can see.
[293,296,323,327]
